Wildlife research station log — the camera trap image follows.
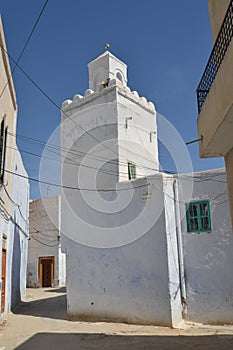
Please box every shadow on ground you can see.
[45,287,66,293]
[15,332,233,350]
[13,294,67,320]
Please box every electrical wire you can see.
[8,131,165,176]
[4,168,150,192]
[3,186,29,224]
[0,36,228,186]
[0,201,28,237]
[0,14,227,185]
[30,235,59,247]
[151,181,229,206]
[0,13,230,249]
[6,143,228,187]
[0,41,188,179]
[7,133,227,183]
[30,228,58,239]
[0,0,49,99]
[6,144,134,179]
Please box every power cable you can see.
[7,145,124,178]
[4,168,150,192]
[3,186,28,224]
[0,201,28,237]
[10,143,228,184]
[7,133,227,183]
[0,41,176,178]
[3,166,229,208]
[0,38,227,185]
[8,131,164,175]
[0,0,49,99]
[30,235,59,247]
[6,141,228,184]
[185,137,203,146]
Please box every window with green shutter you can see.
[186,200,211,233]
[128,162,136,180]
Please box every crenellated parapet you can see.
[62,77,155,115]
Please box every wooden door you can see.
[1,249,6,313]
[39,257,54,287]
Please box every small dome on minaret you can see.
[88,50,128,91]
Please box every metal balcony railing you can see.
[196,0,233,113]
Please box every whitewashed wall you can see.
[0,212,12,320]
[0,147,29,318]
[61,52,158,192]
[60,52,181,326]
[61,174,183,327]
[117,91,158,181]
[179,169,233,324]
[10,148,29,309]
[60,51,233,327]
[62,168,233,326]
[0,18,19,321]
[27,196,66,287]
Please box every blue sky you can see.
[1,0,224,199]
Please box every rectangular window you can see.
[186,200,211,233]
[128,162,136,180]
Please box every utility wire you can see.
[30,235,59,247]
[7,133,227,183]
[0,41,169,177]
[151,181,229,206]
[185,136,203,146]
[4,168,150,192]
[7,143,228,184]
[0,38,225,181]
[0,201,28,237]
[3,167,228,207]
[30,227,58,238]
[8,131,163,175]
[0,10,229,245]
[0,0,49,99]
[3,186,29,224]
[7,145,124,178]
[0,39,227,184]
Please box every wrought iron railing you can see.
[196,0,233,113]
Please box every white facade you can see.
[61,51,158,192]
[0,18,29,321]
[61,169,233,326]
[10,148,29,309]
[27,196,66,288]
[0,147,29,317]
[61,174,183,326]
[179,169,233,324]
[61,51,233,326]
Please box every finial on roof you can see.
[105,43,110,51]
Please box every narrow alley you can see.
[1,288,233,349]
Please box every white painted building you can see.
[60,51,233,327]
[0,18,29,321]
[27,196,66,288]
[11,147,30,309]
[179,169,233,324]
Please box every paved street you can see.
[1,288,233,349]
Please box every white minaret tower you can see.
[61,49,158,191]
[60,51,179,327]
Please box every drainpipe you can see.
[173,178,187,316]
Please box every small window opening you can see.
[186,200,211,233]
[116,72,123,82]
[128,162,136,180]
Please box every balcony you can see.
[197,0,233,158]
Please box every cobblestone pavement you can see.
[1,288,233,349]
